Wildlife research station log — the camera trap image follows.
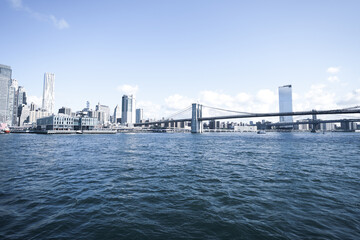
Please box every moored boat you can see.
[0,123,10,133]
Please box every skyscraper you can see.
[8,79,18,126]
[136,108,143,123]
[278,85,293,124]
[95,102,110,125]
[42,73,55,114]
[121,95,135,125]
[17,86,27,107]
[113,105,121,123]
[0,64,12,124]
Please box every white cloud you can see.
[50,15,69,30]
[304,84,337,110]
[199,90,234,108]
[337,89,360,106]
[164,94,193,111]
[327,76,340,82]
[327,67,340,74]
[256,89,277,104]
[27,95,42,107]
[197,89,277,116]
[235,93,251,103]
[117,84,138,95]
[293,92,299,101]
[8,0,69,29]
[137,101,162,120]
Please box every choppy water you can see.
[0,132,359,239]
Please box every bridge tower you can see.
[311,110,318,133]
[191,103,203,133]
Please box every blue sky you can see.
[1,0,360,119]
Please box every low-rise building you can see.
[37,114,98,130]
[233,125,257,132]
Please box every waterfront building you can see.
[340,121,357,131]
[37,114,74,130]
[0,64,12,124]
[121,95,136,125]
[37,114,98,130]
[278,85,293,128]
[42,73,55,114]
[233,125,257,132]
[297,119,310,131]
[136,108,143,123]
[320,122,337,131]
[113,105,121,123]
[209,120,221,129]
[95,103,110,125]
[8,79,18,126]
[58,107,72,115]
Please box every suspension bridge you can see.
[134,104,360,133]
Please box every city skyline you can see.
[1,0,360,119]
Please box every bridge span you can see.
[134,103,360,133]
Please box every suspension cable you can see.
[202,105,253,115]
[165,105,192,119]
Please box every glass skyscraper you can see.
[0,64,12,124]
[136,108,143,123]
[278,85,293,123]
[121,95,135,125]
[8,79,18,126]
[42,73,55,114]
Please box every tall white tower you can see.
[42,73,55,114]
[113,104,121,123]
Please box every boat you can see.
[0,128,10,134]
[257,130,266,134]
[0,123,10,133]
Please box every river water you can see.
[0,132,359,239]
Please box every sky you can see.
[1,0,360,120]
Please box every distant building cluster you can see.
[71,95,143,128]
[0,64,54,127]
[0,63,145,130]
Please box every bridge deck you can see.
[134,108,360,126]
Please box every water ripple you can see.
[0,132,359,239]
